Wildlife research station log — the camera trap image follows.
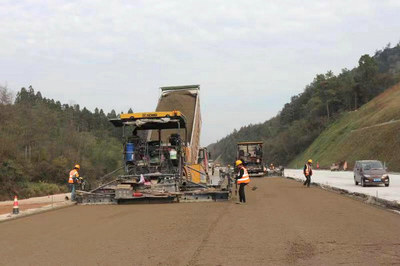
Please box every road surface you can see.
[1,178,399,265]
[286,169,400,203]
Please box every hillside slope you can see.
[0,86,123,200]
[290,82,400,171]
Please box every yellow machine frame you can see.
[120,111,183,120]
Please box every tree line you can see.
[209,42,400,166]
[0,86,127,199]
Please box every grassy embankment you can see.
[290,83,400,171]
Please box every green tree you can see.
[354,54,378,107]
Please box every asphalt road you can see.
[1,178,399,265]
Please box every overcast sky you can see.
[1,0,400,145]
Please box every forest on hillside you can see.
[0,86,125,200]
[290,83,400,171]
[209,42,400,166]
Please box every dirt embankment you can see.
[0,178,399,265]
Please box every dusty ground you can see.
[0,178,399,265]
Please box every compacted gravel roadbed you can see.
[1,178,399,265]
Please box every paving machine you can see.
[237,141,265,177]
[76,86,230,204]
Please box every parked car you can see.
[354,160,389,187]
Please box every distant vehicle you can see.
[354,160,389,187]
[208,159,214,168]
[236,141,264,177]
[267,165,284,176]
[330,161,348,171]
[330,163,340,171]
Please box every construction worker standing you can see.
[303,159,313,187]
[68,164,80,201]
[235,160,250,204]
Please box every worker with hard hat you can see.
[68,164,80,201]
[303,159,313,187]
[235,160,250,204]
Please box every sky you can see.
[1,0,400,145]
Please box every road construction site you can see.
[1,177,400,265]
[1,85,400,265]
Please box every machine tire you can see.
[354,177,358,186]
[361,178,366,187]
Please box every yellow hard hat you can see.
[75,164,81,169]
[235,160,243,166]
[308,159,313,163]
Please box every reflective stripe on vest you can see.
[237,167,250,184]
[69,169,78,184]
[305,164,311,176]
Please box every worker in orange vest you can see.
[68,164,80,201]
[235,160,250,204]
[303,159,313,187]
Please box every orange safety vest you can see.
[237,167,250,184]
[305,164,312,176]
[69,169,79,184]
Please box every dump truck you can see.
[151,85,209,183]
[237,141,265,177]
[76,85,230,204]
[151,85,201,165]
